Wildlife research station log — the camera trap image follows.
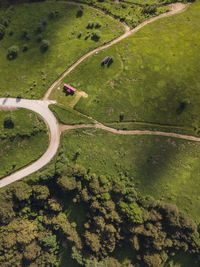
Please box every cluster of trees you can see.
[1,150,200,266]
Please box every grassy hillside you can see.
[60,1,200,132]
[0,1,124,99]
[49,104,93,125]
[60,128,200,222]
[72,0,171,28]
[0,108,48,177]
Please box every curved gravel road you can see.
[0,3,191,188]
[0,98,60,188]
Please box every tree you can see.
[32,185,50,200]
[143,253,162,267]
[0,198,15,224]
[119,201,143,224]
[0,24,5,40]
[57,176,77,191]
[12,181,32,201]
[4,115,14,128]
[91,30,101,42]
[24,241,41,261]
[84,231,101,253]
[7,45,19,60]
[40,39,50,52]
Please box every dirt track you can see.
[0,3,191,188]
[60,123,200,142]
[43,2,189,100]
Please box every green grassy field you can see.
[72,0,169,28]
[60,128,200,222]
[0,108,48,178]
[49,104,93,125]
[0,1,124,99]
[59,1,200,132]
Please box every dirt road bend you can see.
[0,98,60,188]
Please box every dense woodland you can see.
[1,150,200,266]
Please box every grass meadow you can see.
[0,1,124,99]
[49,104,93,125]
[0,108,48,178]
[60,1,200,133]
[60,128,200,223]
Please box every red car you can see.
[63,84,76,95]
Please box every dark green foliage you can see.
[76,9,83,18]
[22,44,28,52]
[57,175,77,191]
[7,45,19,60]
[91,30,101,41]
[1,161,200,266]
[142,4,157,15]
[40,39,50,52]
[11,181,32,201]
[4,115,14,128]
[0,23,5,40]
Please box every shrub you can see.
[142,4,157,15]
[40,39,50,52]
[0,24,5,40]
[95,22,102,29]
[37,34,43,42]
[22,44,28,52]
[76,9,83,18]
[37,23,44,33]
[87,21,94,29]
[91,30,101,42]
[7,45,19,60]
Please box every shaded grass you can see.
[62,1,200,131]
[0,108,48,178]
[0,1,124,99]
[49,104,93,125]
[60,128,200,222]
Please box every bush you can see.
[76,9,83,18]
[91,30,101,42]
[0,24,5,40]
[40,39,50,52]
[95,22,102,29]
[142,4,157,15]
[22,44,28,52]
[37,23,44,33]
[7,45,19,60]
[87,21,94,29]
[37,34,43,42]
[4,116,14,128]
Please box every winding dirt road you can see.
[43,2,189,100]
[0,2,192,188]
[0,98,60,188]
[60,123,200,142]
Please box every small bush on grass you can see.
[37,34,43,42]
[40,39,50,52]
[87,21,94,29]
[91,30,101,42]
[4,115,14,129]
[22,44,28,52]
[142,5,157,15]
[76,9,83,18]
[0,24,5,40]
[7,45,19,60]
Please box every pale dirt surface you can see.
[44,2,189,100]
[0,98,60,188]
[60,123,200,142]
